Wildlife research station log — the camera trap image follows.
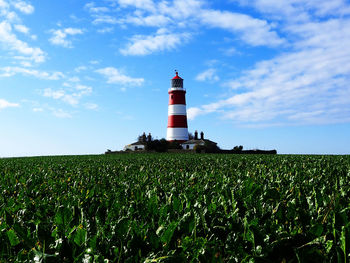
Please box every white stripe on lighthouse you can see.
[168,104,187,115]
[167,128,189,141]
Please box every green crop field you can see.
[0,154,350,262]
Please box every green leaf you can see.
[309,224,323,237]
[89,235,97,250]
[161,221,178,245]
[74,227,87,246]
[7,229,20,246]
[340,225,350,263]
[326,240,333,254]
[172,196,181,213]
[156,225,164,236]
[55,206,72,226]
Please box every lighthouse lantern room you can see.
[166,71,189,142]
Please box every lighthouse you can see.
[166,71,189,142]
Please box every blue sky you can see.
[1,0,350,157]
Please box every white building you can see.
[181,131,217,150]
[123,142,146,151]
[181,139,205,150]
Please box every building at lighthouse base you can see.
[180,131,217,150]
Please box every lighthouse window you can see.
[171,95,173,99]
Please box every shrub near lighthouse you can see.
[166,72,189,142]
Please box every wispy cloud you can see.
[0,66,64,80]
[92,15,118,25]
[97,27,114,33]
[43,84,92,106]
[234,0,350,20]
[195,68,219,82]
[187,107,205,120]
[0,0,10,10]
[0,0,18,22]
[126,14,171,27]
[84,102,98,110]
[49,27,84,48]
[13,24,28,34]
[120,29,190,55]
[52,108,72,118]
[32,107,43,112]
[0,21,45,62]
[181,1,350,127]
[12,0,34,14]
[117,0,156,12]
[199,9,284,47]
[0,98,19,109]
[96,67,144,86]
[188,17,350,126]
[85,0,284,55]
[84,2,110,13]
[74,65,87,72]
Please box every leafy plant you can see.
[0,154,349,262]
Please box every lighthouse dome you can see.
[172,71,182,80]
[171,71,184,89]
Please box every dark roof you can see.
[129,141,146,146]
[172,71,182,79]
[182,139,217,145]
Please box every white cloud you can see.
[83,0,284,55]
[12,1,34,14]
[32,107,43,112]
[0,66,64,79]
[90,0,201,26]
[223,47,239,56]
[0,98,19,109]
[4,11,19,22]
[234,0,350,20]
[187,107,205,120]
[120,30,190,55]
[85,2,110,13]
[92,15,118,25]
[68,76,80,82]
[199,9,284,47]
[117,0,156,12]
[122,14,170,27]
[43,84,93,106]
[189,19,350,126]
[96,67,144,86]
[85,103,98,110]
[52,108,72,118]
[43,88,65,99]
[49,27,84,48]
[162,0,204,19]
[0,0,9,10]
[75,84,92,95]
[0,21,45,63]
[62,95,79,106]
[14,24,29,34]
[195,68,219,82]
[74,65,87,72]
[89,0,283,51]
[97,27,114,33]
[19,60,31,67]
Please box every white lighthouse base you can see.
[166,128,189,141]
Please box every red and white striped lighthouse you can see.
[166,71,189,142]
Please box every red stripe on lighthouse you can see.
[168,91,186,105]
[167,115,188,128]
